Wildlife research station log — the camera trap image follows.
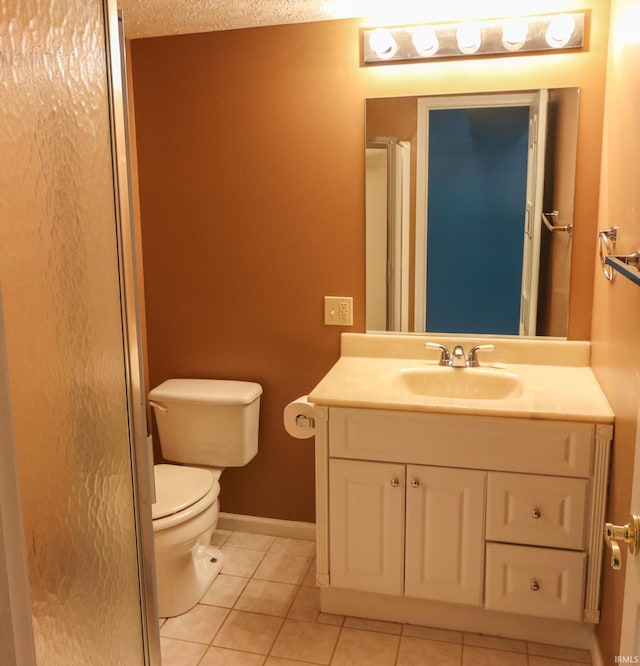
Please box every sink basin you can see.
[394,366,523,400]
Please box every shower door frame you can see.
[0,286,37,664]
[104,3,161,664]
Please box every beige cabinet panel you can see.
[485,543,586,621]
[329,408,594,478]
[405,465,486,605]
[329,459,405,595]
[486,472,588,550]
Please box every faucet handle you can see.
[468,344,495,367]
[425,342,450,366]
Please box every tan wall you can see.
[591,0,640,660]
[125,40,150,420]
[538,88,580,336]
[129,1,610,523]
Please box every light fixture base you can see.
[362,12,585,65]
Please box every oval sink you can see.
[394,366,523,400]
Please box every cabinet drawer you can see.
[485,543,585,621]
[329,407,594,477]
[486,473,587,550]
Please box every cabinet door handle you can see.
[390,478,400,487]
[531,508,541,519]
[530,580,540,592]
[411,479,420,488]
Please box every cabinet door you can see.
[405,465,486,605]
[329,459,405,595]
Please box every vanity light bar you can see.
[362,12,585,64]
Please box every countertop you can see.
[307,334,614,423]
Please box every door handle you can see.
[605,515,640,570]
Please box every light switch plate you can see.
[324,296,353,326]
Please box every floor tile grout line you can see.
[264,606,290,661]
[284,580,301,619]
[202,530,269,656]
[220,529,315,662]
[160,529,593,665]
[164,603,590,665]
[325,620,346,666]
[194,640,272,666]
[392,626,403,666]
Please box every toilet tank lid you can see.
[149,378,263,406]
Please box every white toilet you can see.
[149,378,262,617]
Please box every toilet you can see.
[149,378,262,617]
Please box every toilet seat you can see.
[152,464,220,532]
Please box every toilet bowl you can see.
[149,378,262,618]
[152,464,224,618]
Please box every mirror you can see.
[365,88,579,337]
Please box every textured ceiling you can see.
[117,1,545,41]
[118,0,371,39]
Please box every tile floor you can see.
[159,530,592,666]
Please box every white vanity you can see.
[308,333,614,648]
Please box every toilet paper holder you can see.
[284,395,316,439]
[295,414,315,428]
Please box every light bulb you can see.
[369,28,397,59]
[545,14,576,48]
[456,23,481,54]
[502,17,528,51]
[412,26,439,57]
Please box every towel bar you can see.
[542,211,573,235]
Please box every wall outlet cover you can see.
[324,296,353,326]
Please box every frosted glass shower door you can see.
[0,0,157,664]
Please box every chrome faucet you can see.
[451,345,467,367]
[425,342,495,368]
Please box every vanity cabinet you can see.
[317,406,612,628]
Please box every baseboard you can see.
[218,512,316,541]
[590,633,604,666]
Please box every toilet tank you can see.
[149,379,262,467]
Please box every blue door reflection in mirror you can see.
[426,106,529,335]
[413,90,551,337]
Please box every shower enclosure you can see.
[0,0,158,663]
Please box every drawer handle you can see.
[411,479,420,488]
[531,508,542,519]
[530,580,540,592]
[390,478,400,487]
